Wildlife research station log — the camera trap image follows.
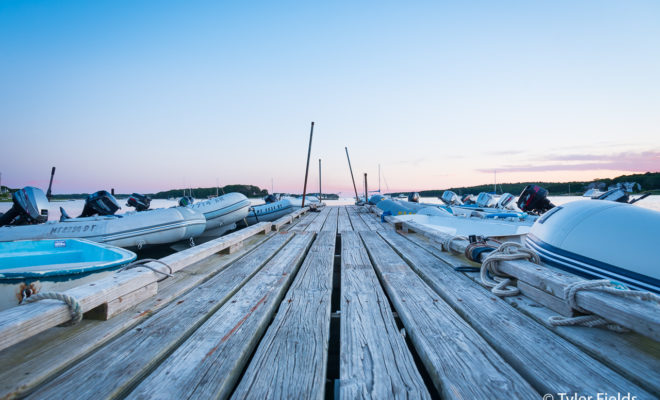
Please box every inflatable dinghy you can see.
[186,193,251,237]
[526,200,660,293]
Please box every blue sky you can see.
[1,1,659,194]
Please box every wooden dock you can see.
[0,205,658,399]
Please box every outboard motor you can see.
[462,194,476,205]
[408,192,420,203]
[497,193,516,209]
[79,190,121,217]
[178,195,195,207]
[126,193,151,211]
[517,185,555,215]
[440,191,463,205]
[476,192,495,208]
[0,187,49,226]
[594,188,629,203]
[264,194,278,204]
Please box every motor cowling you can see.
[440,191,462,205]
[408,192,420,203]
[517,185,554,215]
[0,187,49,226]
[264,194,278,204]
[476,192,495,208]
[178,196,195,207]
[126,193,151,211]
[80,190,121,217]
[497,193,516,209]
[594,188,629,203]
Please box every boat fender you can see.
[381,210,392,222]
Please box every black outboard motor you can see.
[594,188,629,203]
[408,192,420,203]
[517,185,555,215]
[0,187,49,226]
[264,194,278,204]
[126,193,151,211]
[79,190,121,217]
[178,195,195,207]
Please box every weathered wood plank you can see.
[357,208,381,231]
[506,294,660,395]
[400,220,660,341]
[402,231,660,396]
[340,231,429,399]
[126,233,315,399]
[290,210,321,232]
[320,206,338,233]
[361,231,538,399]
[306,206,331,232]
[337,206,353,233]
[27,233,294,400]
[380,230,653,398]
[272,207,309,231]
[0,233,270,400]
[0,222,272,352]
[232,231,336,399]
[345,206,369,232]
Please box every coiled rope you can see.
[480,242,540,297]
[21,292,83,326]
[118,259,174,282]
[548,279,660,332]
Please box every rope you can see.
[480,242,540,297]
[443,235,468,255]
[22,292,83,326]
[547,279,660,332]
[119,259,174,282]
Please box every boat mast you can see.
[301,122,315,208]
[378,164,381,193]
[494,170,497,194]
[345,147,359,202]
[319,158,322,202]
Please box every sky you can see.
[1,0,659,195]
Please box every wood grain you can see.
[27,232,294,400]
[232,231,336,399]
[340,231,430,399]
[126,233,314,399]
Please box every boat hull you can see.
[0,207,206,248]
[525,200,660,293]
[188,193,251,238]
[245,199,294,225]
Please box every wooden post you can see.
[318,158,322,202]
[364,173,368,203]
[46,167,56,200]
[345,147,359,202]
[301,122,314,208]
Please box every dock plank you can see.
[356,207,381,231]
[27,233,294,400]
[345,206,369,232]
[126,233,315,399]
[290,210,321,232]
[320,206,338,233]
[0,234,270,400]
[232,231,336,399]
[379,230,652,398]
[340,232,429,399]
[400,220,660,341]
[337,206,352,232]
[360,231,538,399]
[0,222,271,352]
[306,206,331,232]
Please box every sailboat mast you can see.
[378,164,381,193]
